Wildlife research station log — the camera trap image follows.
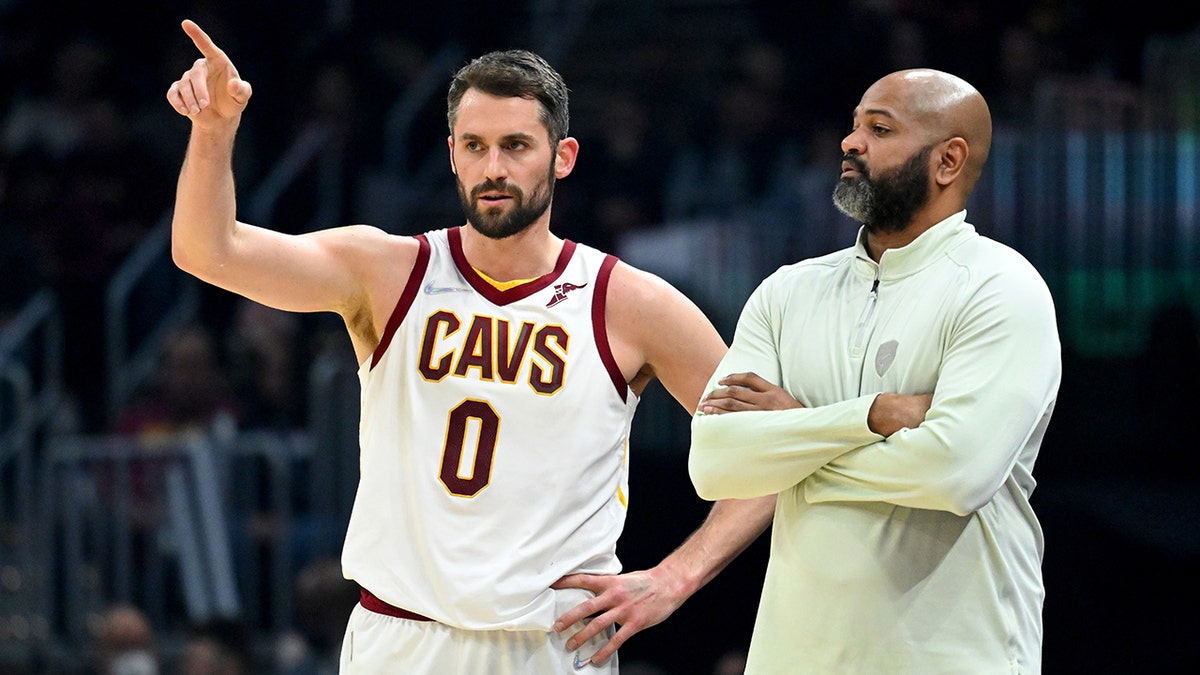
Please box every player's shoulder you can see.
[600,257,721,357]
[311,225,431,299]
[604,257,688,306]
[323,223,427,257]
[318,223,420,245]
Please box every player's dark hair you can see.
[447,50,570,144]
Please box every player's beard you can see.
[457,159,556,240]
[832,144,933,234]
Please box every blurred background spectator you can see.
[88,604,159,675]
[111,324,236,440]
[176,618,255,675]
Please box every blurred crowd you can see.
[3,0,1195,432]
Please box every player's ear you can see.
[554,137,579,178]
[448,136,457,174]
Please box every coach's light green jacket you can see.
[690,211,1060,674]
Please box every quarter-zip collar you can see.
[851,210,974,281]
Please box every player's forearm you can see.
[656,496,775,598]
[171,122,242,278]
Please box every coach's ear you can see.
[933,136,967,187]
[555,137,579,178]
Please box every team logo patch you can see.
[547,282,588,308]
[875,339,899,376]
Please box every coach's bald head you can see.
[868,68,992,193]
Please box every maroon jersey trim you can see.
[448,226,576,305]
[370,234,431,370]
[359,588,433,621]
[592,254,628,402]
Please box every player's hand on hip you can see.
[166,19,252,128]
[699,371,803,415]
[551,568,684,666]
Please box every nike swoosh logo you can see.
[423,282,469,294]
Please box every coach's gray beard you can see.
[832,177,874,224]
[833,144,933,234]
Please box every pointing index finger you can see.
[181,19,226,61]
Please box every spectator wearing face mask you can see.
[91,604,159,675]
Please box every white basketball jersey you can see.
[341,226,639,631]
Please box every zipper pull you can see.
[853,276,880,350]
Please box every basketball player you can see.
[166,20,774,673]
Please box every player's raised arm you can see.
[166,20,415,359]
[167,20,252,127]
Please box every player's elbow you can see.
[171,237,196,274]
[170,227,207,277]
[171,229,226,282]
